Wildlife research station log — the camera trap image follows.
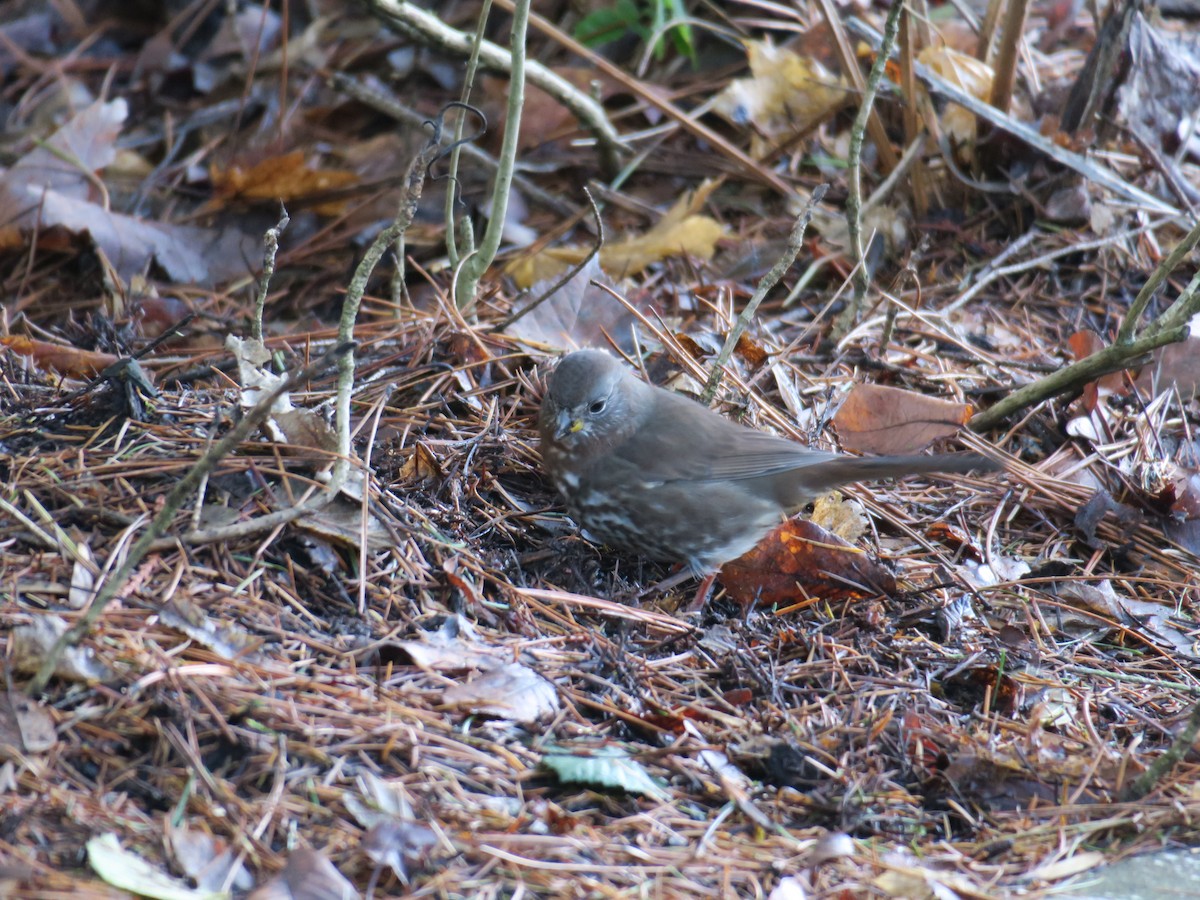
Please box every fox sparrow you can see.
[539,349,997,576]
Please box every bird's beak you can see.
[554,410,584,441]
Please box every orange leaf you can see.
[0,336,120,380]
[210,151,358,215]
[1068,329,1133,409]
[718,518,896,609]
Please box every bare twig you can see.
[970,217,1200,431]
[811,0,899,173]
[701,184,828,404]
[27,342,354,696]
[365,0,626,173]
[1120,693,1200,801]
[494,186,604,332]
[456,0,529,310]
[832,0,903,339]
[251,208,289,343]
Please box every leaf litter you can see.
[2,0,1200,897]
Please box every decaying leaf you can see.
[0,99,258,284]
[388,615,504,672]
[832,383,972,455]
[247,846,355,900]
[0,335,122,380]
[166,823,253,893]
[441,661,560,725]
[719,518,897,608]
[809,492,869,542]
[507,181,726,288]
[345,773,439,884]
[505,256,643,353]
[11,615,113,684]
[917,46,994,150]
[88,833,221,900]
[713,40,849,149]
[159,597,261,661]
[1117,14,1200,158]
[1067,329,1128,410]
[0,691,56,757]
[210,150,359,216]
[398,442,442,484]
[68,541,97,609]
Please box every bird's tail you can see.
[788,453,1000,503]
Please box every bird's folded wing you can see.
[617,390,834,483]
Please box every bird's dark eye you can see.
[589,398,606,414]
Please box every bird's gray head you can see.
[539,350,644,448]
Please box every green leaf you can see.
[541,744,669,801]
[574,0,643,47]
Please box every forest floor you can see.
[3,0,1200,897]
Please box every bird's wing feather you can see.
[614,390,834,483]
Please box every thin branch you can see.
[456,0,529,310]
[251,208,289,343]
[832,0,903,339]
[701,184,828,404]
[1118,216,1200,344]
[366,0,626,173]
[493,186,604,332]
[27,342,354,696]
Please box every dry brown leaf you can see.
[832,383,972,455]
[399,442,443,484]
[917,46,994,150]
[1067,329,1129,410]
[0,99,258,284]
[719,518,897,609]
[210,150,359,215]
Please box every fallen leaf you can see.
[0,335,121,380]
[713,40,849,151]
[166,823,253,893]
[210,150,359,215]
[541,743,669,801]
[0,99,258,284]
[917,46,994,151]
[0,691,56,756]
[398,442,443,484]
[1117,14,1200,158]
[247,846,356,900]
[507,180,726,287]
[345,773,439,884]
[719,518,897,608]
[1067,329,1128,410]
[441,661,560,725]
[809,492,869,542]
[388,616,504,672]
[504,256,641,352]
[11,616,113,684]
[88,834,220,900]
[832,383,972,455]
